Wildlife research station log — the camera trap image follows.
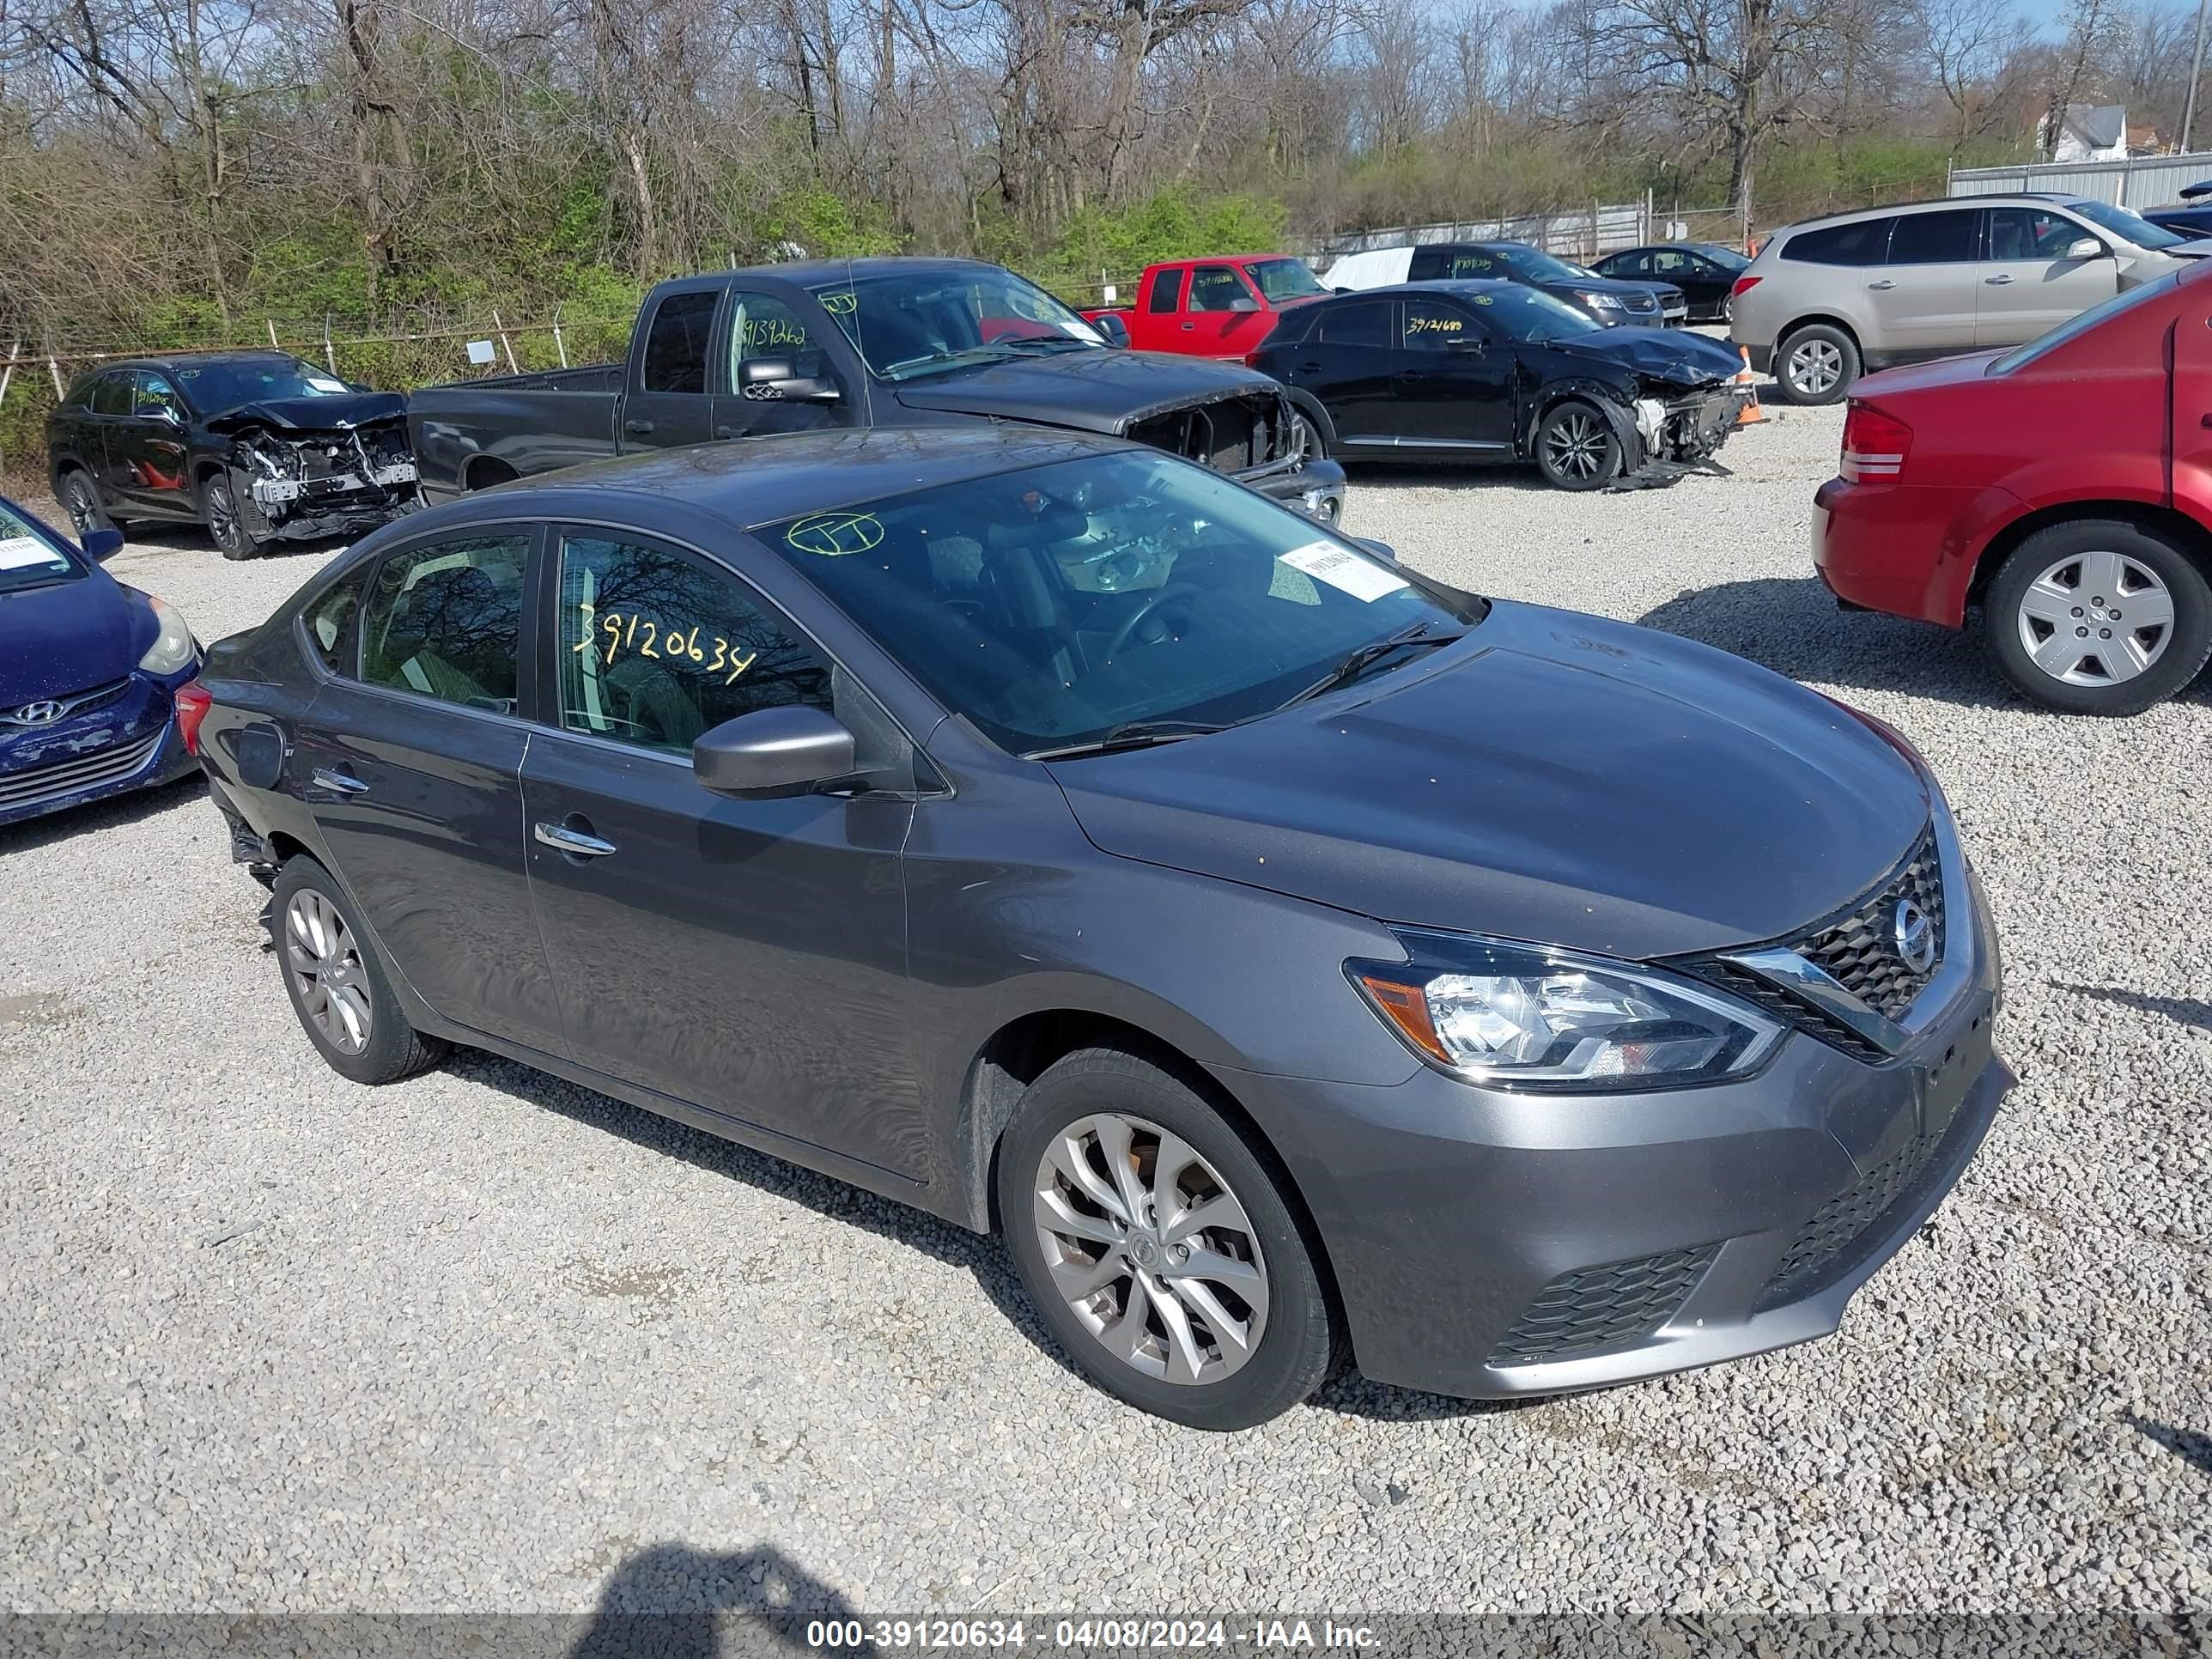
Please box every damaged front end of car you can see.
[206,392,420,543]
[1619,373,1747,487]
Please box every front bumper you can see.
[1248,458,1348,526]
[1220,796,2008,1402]
[0,667,198,829]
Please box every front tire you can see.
[204,472,264,561]
[998,1047,1336,1430]
[1776,324,1858,404]
[1289,410,1328,463]
[1533,399,1622,491]
[1983,520,2211,715]
[272,858,449,1084]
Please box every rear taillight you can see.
[1730,275,1763,299]
[1841,403,1911,482]
[174,681,213,756]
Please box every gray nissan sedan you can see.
[185,426,2009,1429]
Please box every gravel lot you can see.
[2,395,2208,1622]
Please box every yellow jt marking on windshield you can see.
[785,513,884,556]
[572,602,758,684]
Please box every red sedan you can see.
[1812,259,2211,714]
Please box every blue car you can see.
[0,495,202,828]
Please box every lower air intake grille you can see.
[1489,1244,1718,1367]
[1755,1133,1939,1310]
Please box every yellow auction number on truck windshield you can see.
[574,602,757,684]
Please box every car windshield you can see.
[809,269,1106,380]
[757,449,1484,755]
[1245,258,1326,302]
[1492,246,1584,283]
[1461,285,1599,343]
[1988,270,2179,374]
[2063,198,2188,251]
[0,501,87,595]
[173,356,353,411]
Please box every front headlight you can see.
[1349,932,1781,1091]
[137,595,198,676]
[1579,291,1625,310]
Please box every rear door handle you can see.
[534,821,618,858]
[309,768,369,796]
[623,418,655,436]
[1866,279,1896,290]
[1984,274,2014,285]
[1300,361,1322,373]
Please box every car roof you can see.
[1774,192,2113,235]
[715,256,1015,288]
[400,425,1143,536]
[79,350,304,374]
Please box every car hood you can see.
[204,391,408,434]
[891,349,1281,434]
[0,572,147,703]
[1544,326,1744,386]
[1048,602,1929,960]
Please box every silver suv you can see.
[1730,193,2201,404]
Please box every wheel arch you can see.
[1279,386,1339,450]
[1777,313,1864,355]
[1522,380,1638,465]
[463,454,521,492]
[1965,499,2212,613]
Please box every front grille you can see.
[1489,1244,1718,1366]
[1794,824,1943,1018]
[1756,1133,1939,1310]
[1,678,129,727]
[1688,959,1887,1062]
[0,729,164,810]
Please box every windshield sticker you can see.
[0,536,66,571]
[307,376,347,392]
[786,513,884,556]
[1277,541,1407,603]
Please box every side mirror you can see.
[1092,313,1131,348]
[2063,236,2105,261]
[1353,537,1398,563]
[80,526,124,561]
[1228,295,1262,313]
[154,404,182,424]
[692,705,856,799]
[736,357,841,404]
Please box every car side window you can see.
[1402,298,1474,350]
[640,289,719,394]
[1618,251,1657,277]
[1317,301,1391,348]
[1146,270,1184,313]
[727,290,829,380]
[89,374,132,416]
[556,533,832,757]
[1783,219,1892,265]
[360,534,530,714]
[136,373,183,419]
[1407,247,1445,281]
[1887,210,1979,265]
[301,574,366,675]
[1649,251,1688,276]
[1986,207,2082,260]
[1188,266,1249,313]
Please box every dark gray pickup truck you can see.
[407,257,1347,520]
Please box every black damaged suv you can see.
[46,353,419,559]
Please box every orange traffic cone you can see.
[1734,345,1767,426]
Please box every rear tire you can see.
[58,468,123,539]
[204,473,264,561]
[1983,520,2211,715]
[1776,324,1859,404]
[1533,399,1622,491]
[997,1046,1336,1430]
[271,858,449,1085]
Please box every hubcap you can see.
[1542,410,1610,481]
[284,890,373,1054]
[2015,549,2174,686]
[1031,1113,1269,1386]
[1790,339,1842,395]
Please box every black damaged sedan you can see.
[1253,281,1749,490]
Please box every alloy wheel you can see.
[1031,1112,1270,1386]
[2015,548,2174,686]
[206,480,240,550]
[64,477,99,534]
[1542,410,1611,482]
[284,890,374,1054]
[1788,339,1842,398]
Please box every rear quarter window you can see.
[300,573,366,674]
[1782,220,1893,266]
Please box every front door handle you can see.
[1866,278,1896,290]
[1984,273,2014,285]
[623,418,655,436]
[310,768,369,796]
[534,821,618,858]
[1180,322,1194,331]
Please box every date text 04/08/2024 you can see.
[804,1620,1381,1650]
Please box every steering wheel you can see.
[1103,583,1206,662]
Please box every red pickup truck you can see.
[1085,256,1331,359]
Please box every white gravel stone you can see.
[0,399,2207,1619]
